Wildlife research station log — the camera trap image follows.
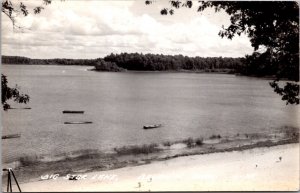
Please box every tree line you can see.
[2,54,246,72]
[3,53,292,79]
[2,55,97,66]
[103,53,245,72]
[146,1,298,104]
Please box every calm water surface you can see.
[2,65,299,163]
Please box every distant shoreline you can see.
[1,54,244,74]
[1,54,293,80]
[2,63,95,67]
[3,63,279,80]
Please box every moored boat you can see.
[64,121,92,124]
[9,107,31,109]
[63,110,84,114]
[2,134,21,139]
[143,124,162,129]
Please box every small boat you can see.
[143,124,162,129]
[63,110,84,114]
[9,107,31,110]
[64,121,92,124]
[2,134,21,139]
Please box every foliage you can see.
[104,52,243,71]
[195,138,204,146]
[183,137,194,148]
[3,54,244,72]
[183,137,204,148]
[163,141,172,147]
[209,134,221,139]
[270,81,299,105]
[2,0,52,29]
[147,1,299,105]
[1,0,50,109]
[241,51,278,77]
[113,143,160,155]
[1,74,30,110]
[94,59,124,72]
[2,55,98,66]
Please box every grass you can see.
[281,126,299,138]
[162,137,205,148]
[195,138,204,146]
[183,138,194,148]
[209,134,221,139]
[163,141,173,146]
[19,155,40,167]
[114,143,161,155]
[13,128,297,185]
[183,137,204,148]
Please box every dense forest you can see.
[103,53,244,72]
[2,55,97,66]
[2,53,286,78]
[2,54,244,72]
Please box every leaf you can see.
[20,2,29,16]
[43,0,52,5]
[170,1,181,9]
[161,8,168,15]
[34,6,44,14]
[145,0,152,5]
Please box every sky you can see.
[1,0,254,59]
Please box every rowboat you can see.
[64,121,92,124]
[2,134,21,139]
[9,107,31,109]
[143,124,162,129]
[63,110,84,114]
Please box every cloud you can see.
[1,0,253,59]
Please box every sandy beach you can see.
[5,143,299,192]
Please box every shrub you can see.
[94,59,124,72]
[209,134,221,139]
[163,141,172,147]
[195,138,204,146]
[19,155,39,167]
[183,137,194,148]
[114,143,160,155]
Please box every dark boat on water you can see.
[143,124,162,129]
[2,134,21,139]
[9,107,31,109]
[63,110,84,114]
[64,121,92,124]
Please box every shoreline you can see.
[4,143,299,191]
[2,126,299,186]
[3,63,282,80]
[4,63,235,73]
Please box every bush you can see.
[19,155,39,167]
[209,134,221,139]
[195,138,204,146]
[163,141,172,147]
[94,59,124,72]
[114,143,160,155]
[183,137,194,148]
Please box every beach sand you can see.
[5,143,299,191]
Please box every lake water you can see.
[2,65,299,164]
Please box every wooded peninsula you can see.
[1,52,279,78]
